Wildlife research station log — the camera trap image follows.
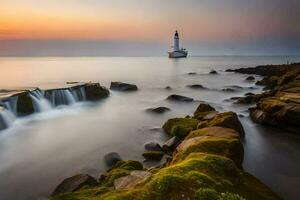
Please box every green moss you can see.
[196,188,219,200]
[163,118,199,139]
[142,151,164,160]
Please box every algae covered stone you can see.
[163,117,199,139]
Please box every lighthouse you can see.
[168,30,188,58]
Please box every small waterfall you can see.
[70,86,86,102]
[51,89,76,106]
[29,90,52,112]
[3,96,18,115]
[0,109,16,130]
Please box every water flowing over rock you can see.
[0,82,109,131]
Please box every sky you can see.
[0,0,299,56]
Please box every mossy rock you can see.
[173,127,243,168]
[194,103,216,117]
[163,118,199,139]
[197,112,245,137]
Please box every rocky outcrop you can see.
[51,103,279,200]
[110,82,138,91]
[84,83,109,101]
[166,94,194,102]
[209,70,218,74]
[52,174,97,196]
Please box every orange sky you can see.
[0,0,299,42]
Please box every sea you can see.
[0,56,299,200]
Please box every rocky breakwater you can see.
[0,82,109,130]
[51,103,279,200]
[229,63,300,133]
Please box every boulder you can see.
[197,112,245,137]
[194,103,216,116]
[104,152,122,167]
[52,174,97,196]
[114,170,152,190]
[166,94,194,102]
[142,151,164,160]
[209,70,218,74]
[84,83,109,101]
[146,107,170,114]
[144,142,163,151]
[110,82,138,91]
[163,118,199,139]
[246,76,255,81]
[162,136,181,152]
[16,92,34,116]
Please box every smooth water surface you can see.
[0,56,300,200]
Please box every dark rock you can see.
[104,152,122,167]
[245,92,255,96]
[16,92,34,116]
[165,86,172,90]
[209,70,218,74]
[187,84,205,89]
[222,88,236,92]
[146,107,170,114]
[84,83,109,101]
[110,82,138,91]
[144,142,163,151]
[187,72,197,75]
[194,103,216,116]
[52,174,97,196]
[162,136,181,152]
[246,76,255,81]
[166,94,194,102]
[142,151,164,160]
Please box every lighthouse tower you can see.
[168,30,188,58]
[174,30,180,51]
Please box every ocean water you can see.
[0,56,300,200]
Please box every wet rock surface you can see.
[110,82,138,91]
[166,94,194,102]
[146,107,170,114]
[104,152,122,167]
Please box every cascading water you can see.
[49,89,77,106]
[0,109,15,130]
[29,90,52,112]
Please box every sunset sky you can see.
[0,0,299,56]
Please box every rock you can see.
[146,107,170,114]
[165,86,172,90]
[52,174,97,196]
[172,127,244,168]
[166,94,194,102]
[245,92,255,96]
[246,76,255,81]
[197,112,245,137]
[187,84,205,89]
[144,142,163,151]
[249,108,268,124]
[163,118,199,139]
[142,151,164,160]
[162,136,181,152]
[187,72,197,75]
[84,83,110,101]
[114,170,152,190]
[222,88,236,92]
[104,152,122,167]
[110,82,138,91]
[209,70,218,74]
[194,103,216,116]
[16,92,34,116]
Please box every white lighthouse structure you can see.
[168,30,188,58]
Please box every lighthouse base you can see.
[168,51,188,58]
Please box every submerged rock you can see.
[142,151,164,160]
[104,152,122,167]
[110,82,138,91]
[246,76,255,81]
[166,94,194,102]
[187,72,197,75]
[144,142,163,151]
[165,86,172,90]
[146,107,170,114]
[209,70,218,74]
[52,174,97,196]
[186,84,205,89]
